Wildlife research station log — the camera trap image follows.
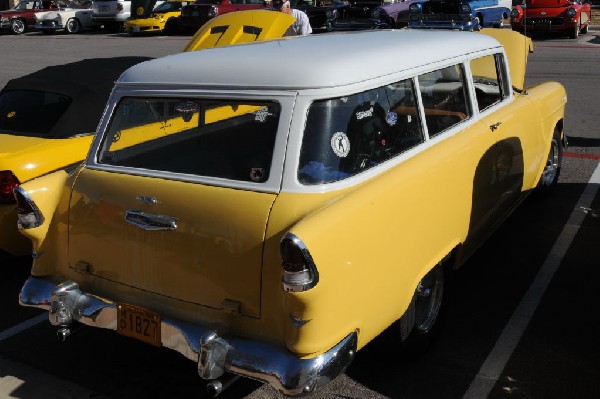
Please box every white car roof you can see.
[117,29,503,90]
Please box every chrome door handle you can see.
[125,210,177,231]
[490,122,502,132]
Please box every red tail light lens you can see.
[0,171,20,204]
[280,233,319,292]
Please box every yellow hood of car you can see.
[477,28,533,92]
[0,132,92,183]
[183,10,295,52]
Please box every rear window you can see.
[0,89,72,138]
[98,97,280,183]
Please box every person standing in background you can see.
[272,0,312,36]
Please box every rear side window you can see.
[99,98,280,183]
[299,78,424,185]
[470,53,509,112]
[417,64,470,138]
[0,89,72,138]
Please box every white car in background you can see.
[35,2,99,33]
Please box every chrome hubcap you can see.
[542,138,559,186]
[414,264,444,333]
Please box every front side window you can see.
[470,53,508,112]
[299,79,424,185]
[417,64,470,138]
[99,98,280,183]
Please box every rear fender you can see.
[14,168,75,267]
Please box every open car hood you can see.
[478,28,533,92]
[183,10,295,52]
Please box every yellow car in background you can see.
[124,0,191,35]
[0,56,152,257]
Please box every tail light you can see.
[0,170,20,203]
[13,186,44,229]
[280,233,319,292]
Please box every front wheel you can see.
[569,22,580,39]
[66,18,81,34]
[537,128,562,191]
[10,18,26,35]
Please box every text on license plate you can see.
[117,303,161,346]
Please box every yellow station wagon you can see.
[15,28,566,396]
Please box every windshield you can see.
[299,79,424,185]
[99,97,280,183]
[14,0,38,10]
[0,89,72,138]
[154,1,184,11]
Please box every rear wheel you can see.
[393,257,451,356]
[10,18,26,35]
[66,18,81,34]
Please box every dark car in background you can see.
[510,0,591,39]
[0,0,66,34]
[179,0,268,34]
[326,0,419,30]
[290,0,348,29]
[408,0,510,30]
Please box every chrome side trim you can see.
[19,277,357,397]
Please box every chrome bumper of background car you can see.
[19,276,357,396]
[408,16,477,31]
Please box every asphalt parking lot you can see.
[0,27,599,399]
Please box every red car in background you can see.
[179,0,269,34]
[0,0,67,34]
[510,0,591,39]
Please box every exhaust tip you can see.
[57,328,70,342]
[206,380,223,397]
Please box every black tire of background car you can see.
[10,18,26,35]
[163,18,179,35]
[569,21,580,39]
[536,127,563,193]
[581,21,589,35]
[66,18,81,34]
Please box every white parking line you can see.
[463,161,600,399]
[0,313,47,343]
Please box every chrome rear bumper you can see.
[19,276,357,397]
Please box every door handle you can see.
[125,210,177,231]
[490,122,502,132]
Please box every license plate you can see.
[117,303,161,346]
[133,26,140,32]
